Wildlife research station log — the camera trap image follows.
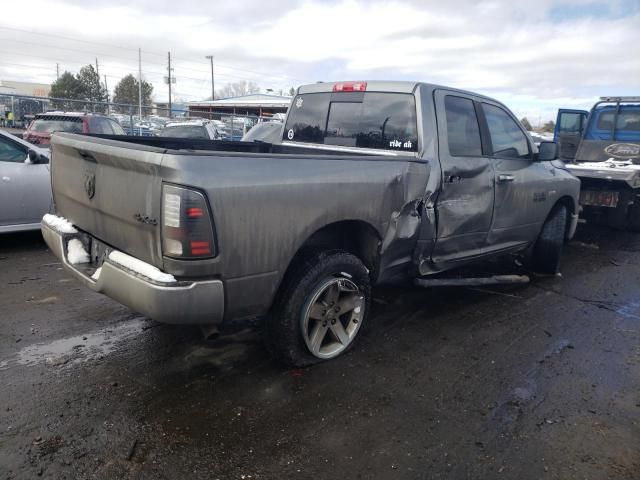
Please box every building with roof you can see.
[187,93,292,119]
[0,80,51,97]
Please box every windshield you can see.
[159,125,209,139]
[243,122,282,142]
[283,92,418,152]
[30,117,83,134]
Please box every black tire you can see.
[265,250,371,367]
[530,205,567,274]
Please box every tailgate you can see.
[50,133,165,268]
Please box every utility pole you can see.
[104,75,109,115]
[138,48,143,135]
[56,63,59,80]
[167,51,172,118]
[95,58,99,76]
[205,55,215,102]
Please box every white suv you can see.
[158,120,222,140]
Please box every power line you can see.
[0,49,258,83]
[0,25,309,84]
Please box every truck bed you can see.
[49,132,429,322]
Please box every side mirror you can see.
[537,141,559,161]
[27,150,49,164]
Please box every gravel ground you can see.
[1,226,639,479]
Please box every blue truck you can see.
[555,97,640,230]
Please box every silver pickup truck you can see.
[42,81,580,366]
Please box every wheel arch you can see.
[272,220,382,307]
[291,220,381,276]
[554,195,578,239]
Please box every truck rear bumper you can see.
[41,218,224,325]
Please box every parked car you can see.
[211,120,230,138]
[23,112,125,146]
[555,96,640,230]
[42,80,580,366]
[242,121,283,143]
[158,120,222,140]
[0,130,51,233]
[528,131,553,146]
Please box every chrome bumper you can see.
[41,220,224,325]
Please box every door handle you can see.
[497,174,515,183]
[445,175,461,184]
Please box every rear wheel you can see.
[266,250,371,367]
[530,205,567,274]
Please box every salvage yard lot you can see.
[1,227,639,479]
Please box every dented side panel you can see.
[159,153,430,319]
[429,89,495,264]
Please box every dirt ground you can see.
[1,226,639,479]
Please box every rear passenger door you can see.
[480,102,552,247]
[431,90,494,263]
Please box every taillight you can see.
[333,82,367,92]
[161,184,216,259]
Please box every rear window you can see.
[597,109,640,132]
[159,125,209,139]
[30,116,83,134]
[284,92,418,152]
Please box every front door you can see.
[431,90,494,264]
[0,137,51,229]
[554,109,588,160]
[481,102,554,247]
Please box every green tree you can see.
[76,65,107,111]
[49,71,84,110]
[288,87,296,96]
[520,117,533,131]
[542,120,556,133]
[113,74,154,114]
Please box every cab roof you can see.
[296,80,500,104]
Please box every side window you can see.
[0,136,27,163]
[483,104,530,159]
[559,112,583,133]
[444,95,482,156]
[109,119,125,135]
[88,117,113,134]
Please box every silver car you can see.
[0,130,51,233]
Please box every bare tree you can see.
[215,81,260,99]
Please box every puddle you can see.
[0,317,149,370]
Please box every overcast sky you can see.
[1,0,638,123]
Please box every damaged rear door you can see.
[431,91,494,263]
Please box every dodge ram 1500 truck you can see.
[555,96,640,230]
[42,81,580,366]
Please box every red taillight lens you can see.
[190,241,211,255]
[162,184,216,259]
[333,82,367,92]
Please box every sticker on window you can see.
[389,139,413,149]
[295,97,303,108]
[287,129,295,140]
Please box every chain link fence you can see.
[0,94,284,140]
